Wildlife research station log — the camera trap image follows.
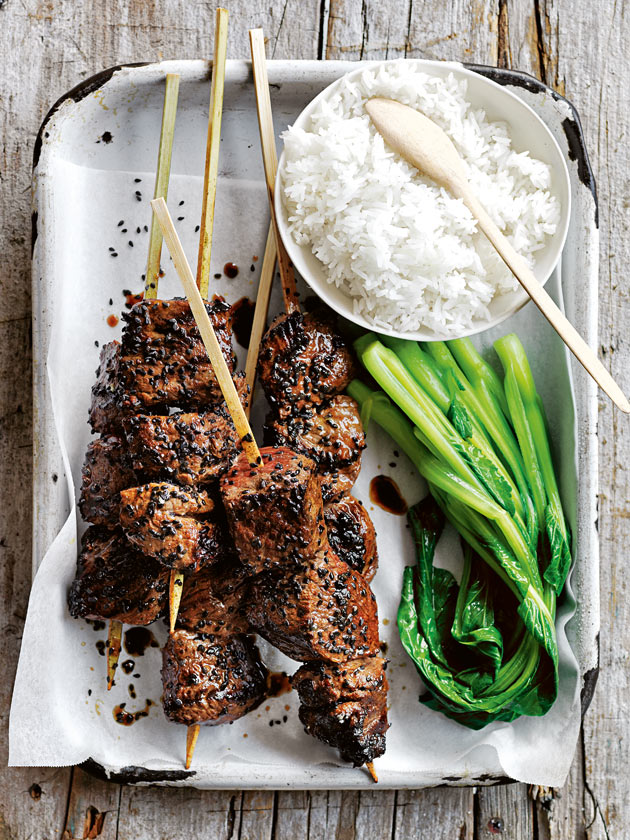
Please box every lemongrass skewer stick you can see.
[106,620,123,691]
[185,722,201,770]
[196,7,229,298]
[106,73,180,692]
[249,29,299,315]
[366,761,378,783]
[244,223,277,416]
[152,196,263,768]
[145,73,181,296]
[152,198,262,464]
[168,10,230,628]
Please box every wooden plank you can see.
[394,788,474,839]
[1,0,625,837]
[62,768,120,840]
[116,786,242,839]
[476,783,534,838]
[239,790,275,840]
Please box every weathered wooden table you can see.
[1,1,626,837]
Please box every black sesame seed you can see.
[134,177,142,182]
[129,241,134,247]
[195,225,200,233]
[177,216,184,221]
[214,273,221,279]
[117,220,124,227]
[178,200,184,206]
[108,298,113,306]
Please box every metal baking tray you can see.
[30,60,599,788]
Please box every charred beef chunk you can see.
[78,435,136,526]
[175,554,250,635]
[247,550,380,663]
[221,446,327,575]
[257,312,356,418]
[68,526,168,624]
[264,395,365,502]
[118,298,236,411]
[162,629,267,725]
[293,656,389,766]
[324,496,378,582]
[119,482,220,572]
[89,342,130,434]
[123,373,249,486]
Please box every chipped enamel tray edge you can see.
[31,59,600,789]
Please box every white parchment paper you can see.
[10,159,580,787]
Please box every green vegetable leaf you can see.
[448,394,473,439]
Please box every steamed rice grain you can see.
[280,63,560,335]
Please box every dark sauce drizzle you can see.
[231,296,255,349]
[369,475,408,515]
[123,627,159,657]
[113,699,154,726]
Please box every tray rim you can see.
[30,57,600,789]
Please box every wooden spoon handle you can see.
[458,183,630,413]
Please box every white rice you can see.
[280,62,561,335]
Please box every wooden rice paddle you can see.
[365,96,630,415]
[168,8,230,632]
[249,29,300,315]
[151,196,262,769]
[106,72,180,692]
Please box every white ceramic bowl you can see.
[275,59,571,342]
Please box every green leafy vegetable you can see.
[350,331,572,728]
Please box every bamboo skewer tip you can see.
[169,571,185,633]
[366,761,378,783]
[106,619,123,691]
[185,723,201,769]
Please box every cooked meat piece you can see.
[123,373,249,486]
[292,655,387,707]
[294,656,389,766]
[247,550,380,663]
[119,297,236,410]
[258,312,356,418]
[119,483,220,572]
[324,496,378,582]
[175,554,250,635]
[68,526,168,624]
[221,446,327,575]
[162,629,267,725]
[88,342,130,434]
[264,395,365,502]
[78,435,136,526]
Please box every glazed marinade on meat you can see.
[162,629,268,726]
[123,373,249,487]
[221,447,327,575]
[220,446,388,765]
[175,554,251,636]
[120,482,221,572]
[324,495,378,582]
[79,435,136,526]
[247,550,380,663]
[264,394,366,502]
[119,298,236,410]
[68,526,169,624]
[257,311,356,418]
[293,656,389,766]
[89,298,236,433]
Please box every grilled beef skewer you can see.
[221,446,389,767]
[162,554,267,727]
